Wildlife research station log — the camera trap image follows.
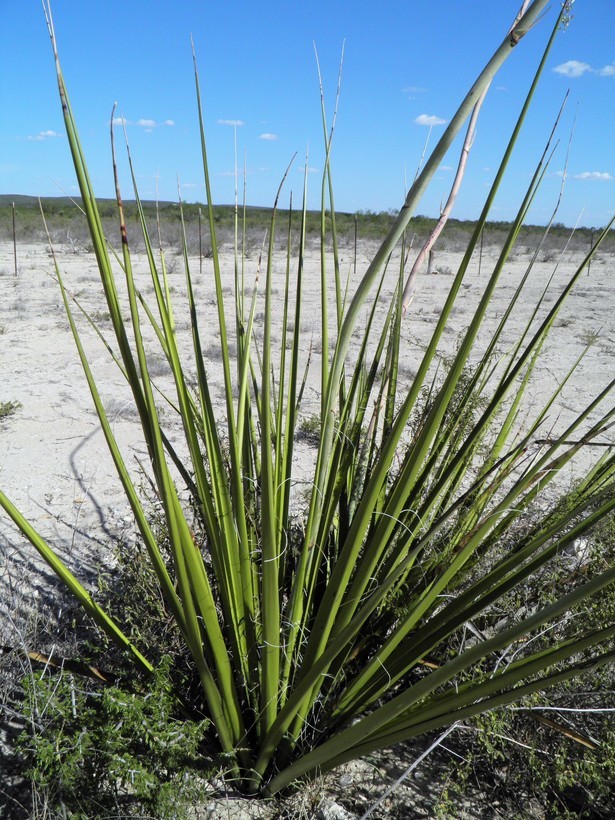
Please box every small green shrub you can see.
[439,696,615,819]
[89,310,111,323]
[18,657,212,819]
[297,414,322,445]
[0,400,21,420]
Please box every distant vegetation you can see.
[1,195,612,256]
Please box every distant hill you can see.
[1,195,611,253]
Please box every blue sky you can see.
[1,1,613,227]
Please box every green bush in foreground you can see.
[18,658,211,818]
[2,0,614,801]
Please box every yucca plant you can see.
[1,0,613,798]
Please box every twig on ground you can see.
[358,723,460,820]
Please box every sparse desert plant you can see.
[17,658,213,818]
[1,0,614,804]
[579,327,601,347]
[0,400,21,421]
[89,309,111,323]
[297,413,322,446]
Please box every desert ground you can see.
[1,234,612,582]
[0,228,613,817]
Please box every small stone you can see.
[317,800,355,820]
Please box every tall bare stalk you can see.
[401,1,531,312]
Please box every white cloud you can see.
[26,129,62,141]
[259,133,278,141]
[111,117,174,129]
[553,60,615,78]
[553,60,592,77]
[573,171,613,181]
[402,85,426,94]
[414,114,447,127]
[218,119,244,127]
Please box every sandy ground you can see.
[1,236,613,613]
[1,238,612,567]
[0,236,613,816]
